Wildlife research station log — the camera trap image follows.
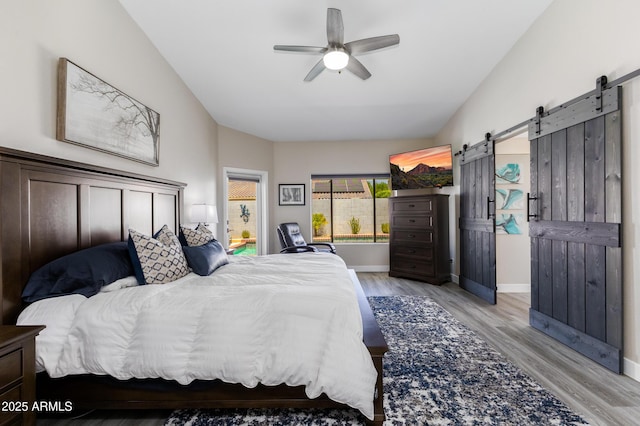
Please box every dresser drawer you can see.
[0,349,22,388]
[391,258,435,276]
[392,229,433,244]
[391,245,434,261]
[389,195,450,285]
[0,385,22,424]
[391,198,433,214]
[391,215,433,229]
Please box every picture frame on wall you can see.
[56,58,160,166]
[279,184,305,206]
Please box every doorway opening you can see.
[494,133,531,296]
[223,167,268,256]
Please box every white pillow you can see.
[100,275,139,292]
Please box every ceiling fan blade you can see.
[346,56,371,80]
[274,45,327,53]
[326,8,344,46]
[344,34,400,54]
[304,58,326,82]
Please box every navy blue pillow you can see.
[182,240,229,276]
[22,242,134,303]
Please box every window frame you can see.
[310,174,390,244]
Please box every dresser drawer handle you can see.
[408,249,416,254]
[408,234,415,238]
[408,204,415,208]
[408,219,416,223]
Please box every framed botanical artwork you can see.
[56,58,160,166]
[279,184,305,206]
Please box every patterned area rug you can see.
[165,295,589,425]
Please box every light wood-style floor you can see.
[37,273,640,425]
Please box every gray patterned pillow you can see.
[180,223,215,247]
[128,225,190,285]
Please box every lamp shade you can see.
[192,204,218,224]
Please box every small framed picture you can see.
[279,184,305,206]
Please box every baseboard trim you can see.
[624,357,640,382]
[349,265,389,272]
[497,283,530,293]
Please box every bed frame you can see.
[0,148,387,425]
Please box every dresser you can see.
[389,194,450,284]
[0,326,45,426]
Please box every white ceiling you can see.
[119,0,552,142]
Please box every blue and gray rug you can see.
[165,295,589,425]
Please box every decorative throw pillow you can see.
[182,240,229,276]
[128,225,190,285]
[179,223,216,247]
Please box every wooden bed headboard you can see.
[0,148,185,324]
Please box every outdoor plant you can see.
[367,181,391,198]
[381,222,390,233]
[312,213,328,236]
[241,230,250,239]
[349,217,361,234]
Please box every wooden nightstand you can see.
[0,325,45,426]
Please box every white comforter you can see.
[17,253,377,419]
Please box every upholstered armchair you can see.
[276,222,336,254]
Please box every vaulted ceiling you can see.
[119,0,553,142]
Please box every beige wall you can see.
[216,126,274,244]
[272,138,450,269]
[434,0,640,376]
[0,0,219,218]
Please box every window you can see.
[311,175,390,243]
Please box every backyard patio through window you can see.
[311,175,390,243]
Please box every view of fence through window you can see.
[311,176,390,243]
[227,179,257,255]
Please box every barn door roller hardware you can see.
[595,75,607,112]
[533,106,544,136]
[484,132,492,151]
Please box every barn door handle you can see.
[527,193,538,222]
[487,197,495,219]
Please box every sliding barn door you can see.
[528,82,623,373]
[459,139,496,304]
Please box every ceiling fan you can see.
[274,8,400,81]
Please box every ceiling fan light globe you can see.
[323,50,349,70]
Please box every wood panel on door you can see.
[458,140,496,304]
[528,85,622,373]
